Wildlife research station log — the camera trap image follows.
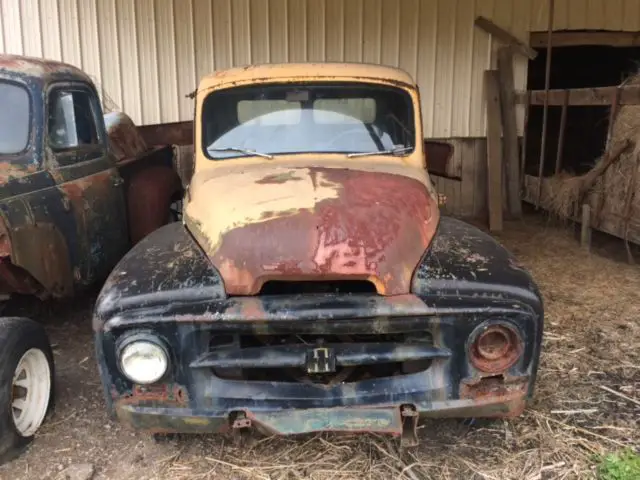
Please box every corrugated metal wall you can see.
[1,0,640,137]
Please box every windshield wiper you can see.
[209,147,274,159]
[347,146,412,158]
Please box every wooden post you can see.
[497,47,522,218]
[555,89,569,174]
[581,204,591,251]
[521,91,531,188]
[485,70,504,232]
[536,0,555,208]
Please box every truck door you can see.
[46,83,129,286]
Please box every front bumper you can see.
[96,294,540,444]
[115,381,528,445]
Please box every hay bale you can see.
[543,72,640,231]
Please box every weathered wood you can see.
[497,48,522,217]
[485,70,504,232]
[516,85,640,106]
[530,31,640,48]
[520,91,531,188]
[536,0,555,209]
[473,138,488,218]
[474,16,538,60]
[581,204,591,251]
[459,139,478,217]
[555,89,569,174]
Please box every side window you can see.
[48,88,100,151]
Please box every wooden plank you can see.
[530,31,640,48]
[516,85,640,106]
[555,89,569,174]
[473,138,488,218]
[474,16,537,60]
[485,70,504,232]
[459,138,477,217]
[520,91,531,188]
[497,48,522,218]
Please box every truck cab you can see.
[0,55,181,464]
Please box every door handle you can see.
[112,176,124,187]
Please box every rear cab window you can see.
[0,81,31,155]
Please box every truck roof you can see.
[198,62,416,92]
[0,54,92,84]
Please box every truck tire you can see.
[0,318,55,465]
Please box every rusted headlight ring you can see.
[467,321,523,374]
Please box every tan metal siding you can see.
[2,0,639,137]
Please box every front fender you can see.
[93,222,226,332]
[411,216,543,313]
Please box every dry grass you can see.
[0,216,638,480]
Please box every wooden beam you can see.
[485,70,504,232]
[516,85,640,106]
[520,91,531,188]
[555,89,569,174]
[497,48,522,217]
[474,16,538,60]
[530,31,640,48]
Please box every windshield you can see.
[0,81,30,154]
[202,82,415,159]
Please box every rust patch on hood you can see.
[185,164,439,295]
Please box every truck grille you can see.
[204,331,437,385]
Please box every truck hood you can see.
[184,161,439,295]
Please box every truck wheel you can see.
[0,318,55,465]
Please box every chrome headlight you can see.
[118,336,169,385]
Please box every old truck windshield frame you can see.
[201,82,416,160]
[0,80,31,156]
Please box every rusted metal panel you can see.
[186,165,439,296]
[126,165,181,245]
[425,140,458,179]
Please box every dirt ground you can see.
[0,215,638,480]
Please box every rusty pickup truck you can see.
[93,63,544,446]
[0,54,183,463]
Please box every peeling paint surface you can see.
[185,163,438,295]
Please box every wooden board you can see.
[458,138,477,217]
[497,48,522,218]
[473,138,488,218]
[516,85,640,106]
[530,31,640,49]
[484,70,504,232]
[474,16,537,60]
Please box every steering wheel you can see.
[325,128,377,149]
